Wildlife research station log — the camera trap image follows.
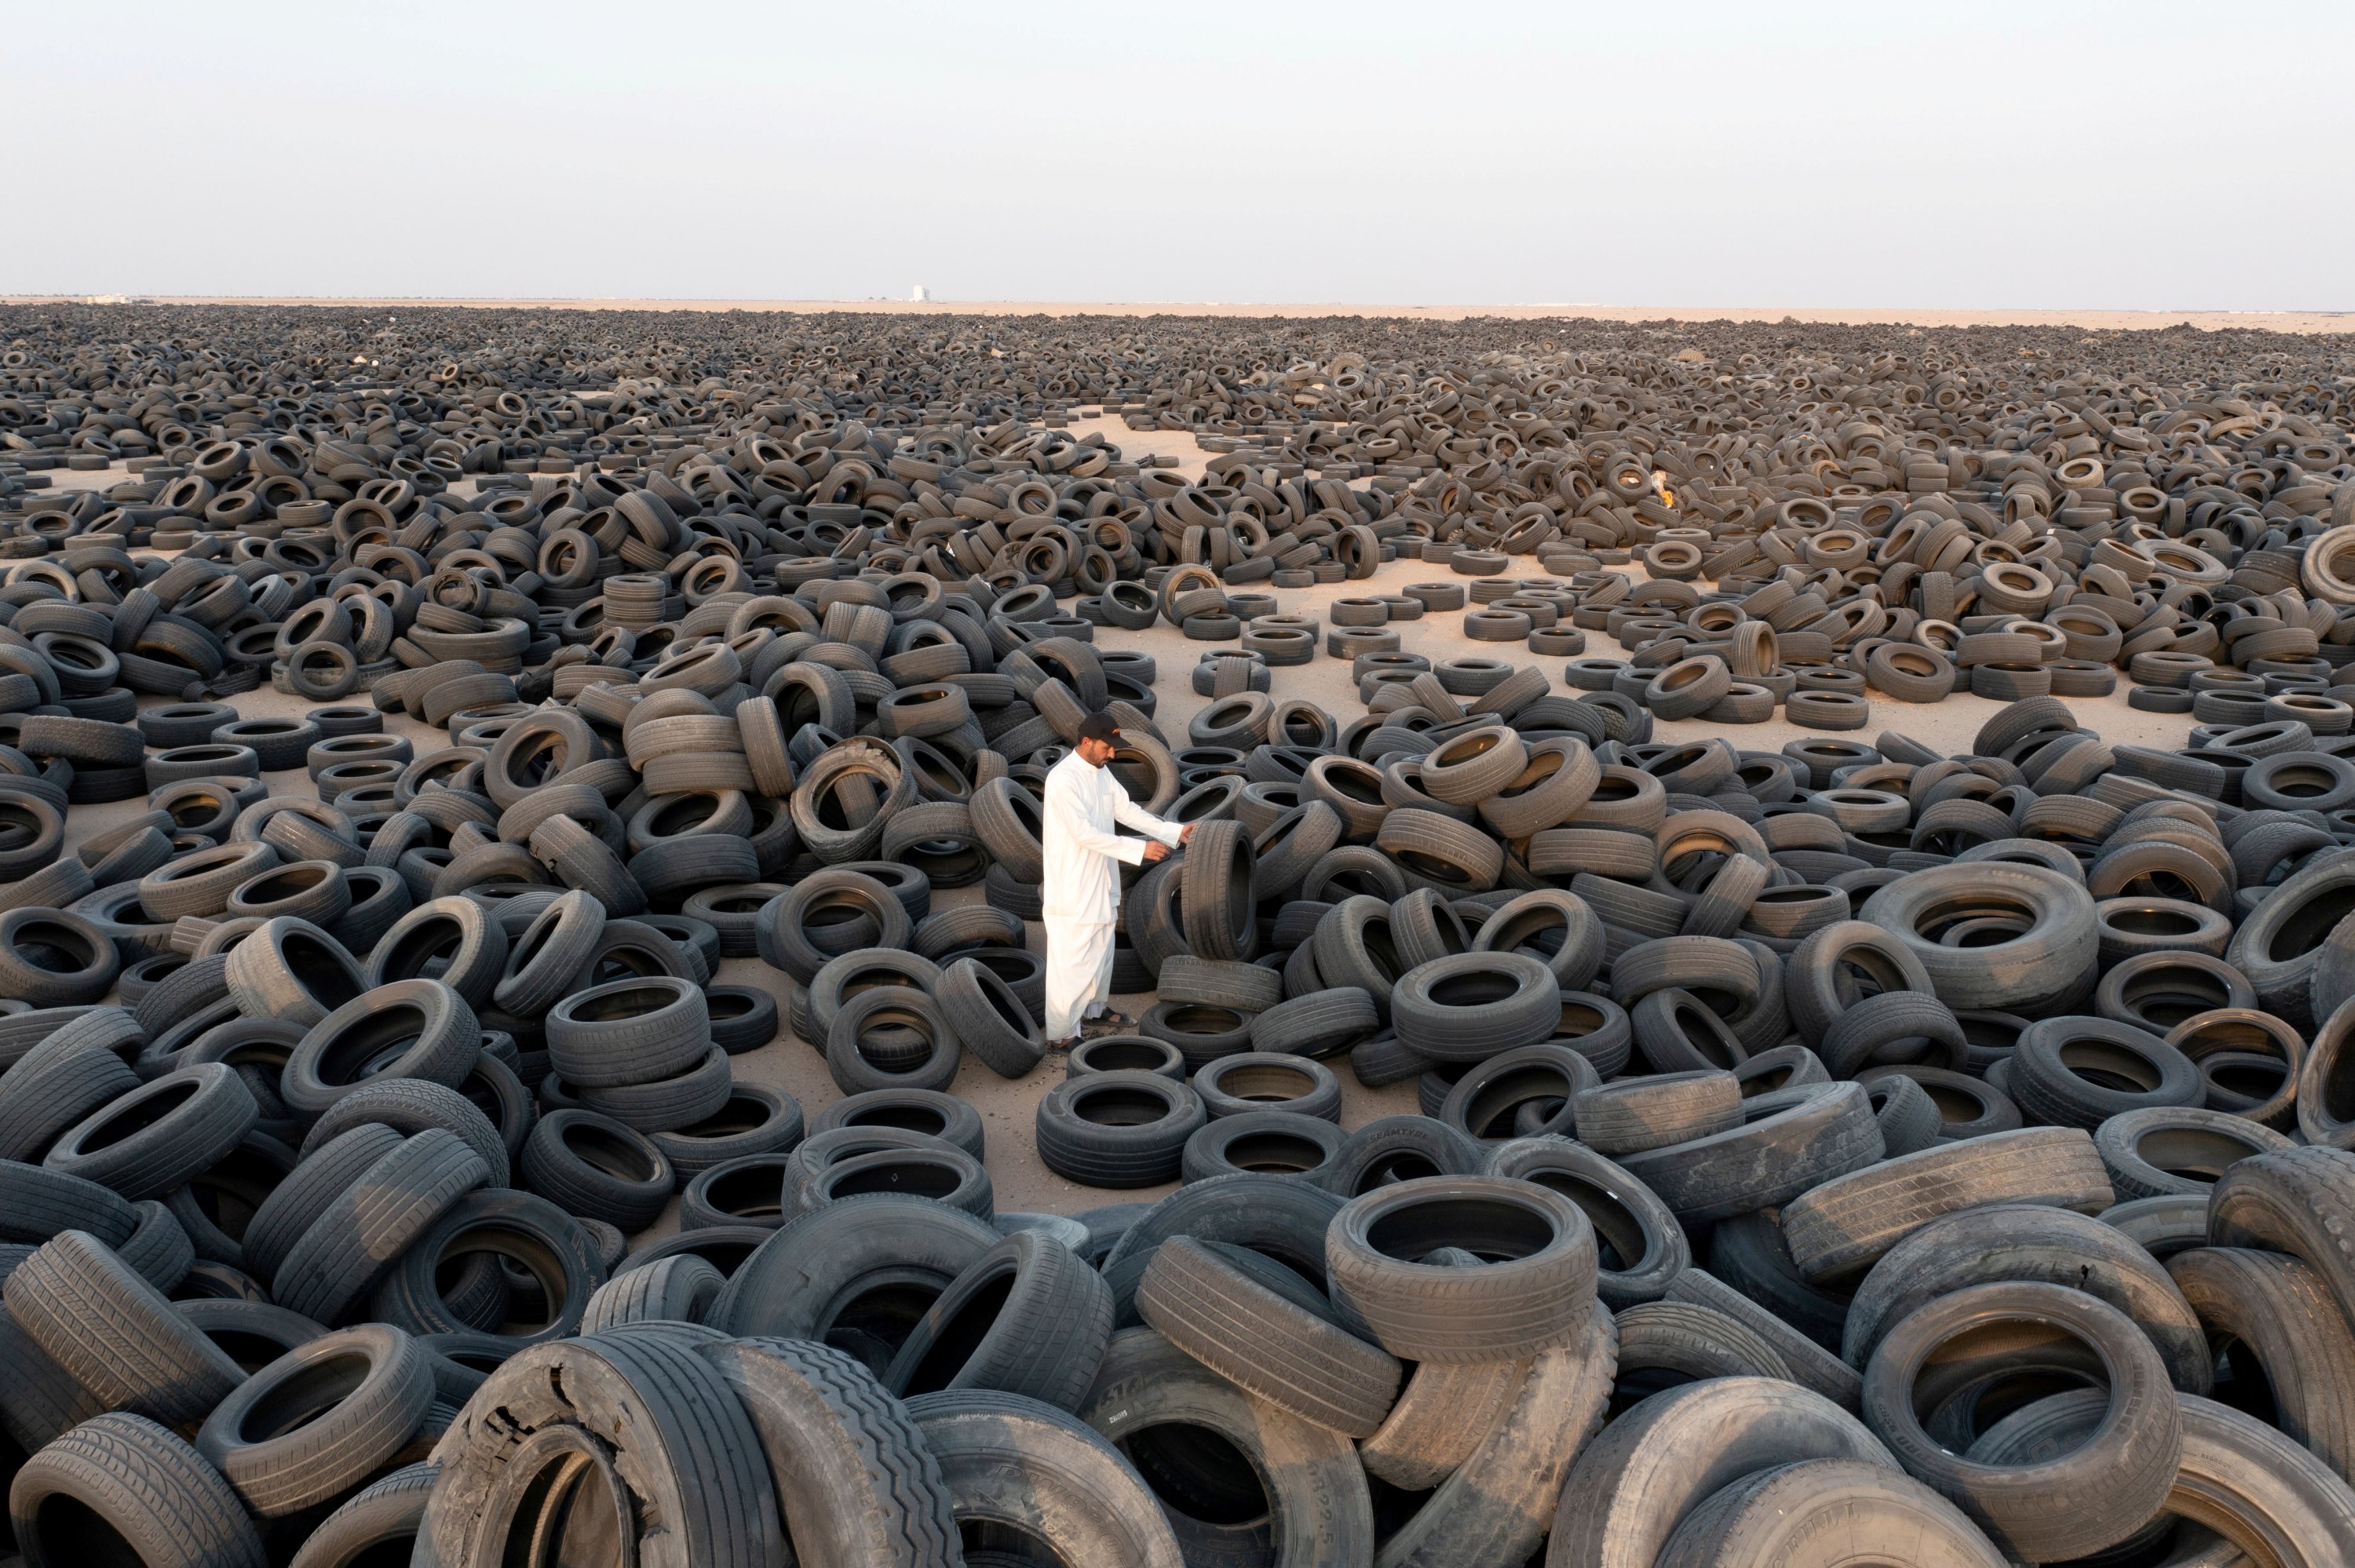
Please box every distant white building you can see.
[911,285,930,302]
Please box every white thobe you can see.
[1042,750,1182,1040]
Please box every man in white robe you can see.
[1042,712,1192,1048]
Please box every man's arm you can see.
[1111,790,1185,848]
[1048,770,1147,865]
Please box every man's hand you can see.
[1178,823,1197,845]
[1141,840,1171,863]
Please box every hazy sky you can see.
[10,1,2350,309]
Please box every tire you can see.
[4,1229,245,1428]
[299,1076,511,1188]
[174,1298,327,1374]
[1784,921,1937,1047]
[1859,863,2101,1017]
[907,1387,1184,1568]
[647,1082,805,1178]
[1616,1082,1882,1226]
[0,908,120,1006]
[2169,1246,2355,1481]
[1655,1458,2007,1568]
[272,1129,490,1326]
[1779,1125,2116,1281]
[1078,1327,1374,1567]
[1613,1299,1793,1405]
[2096,1106,2292,1198]
[0,1040,141,1162]
[545,975,710,1089]
[2009,1016,2205,1129]
[1441,1044,1599,1141]
[1838,1202,2211,1392]
[279,977,479,1116]
[2164,1392,2355,1567]
[1325,1175,1597,1363]
[1860,1065,2022,1142]
[1389,952,1561,1063]
[521,1109,675,1231]
[882,1231,1112,1410]
[809,1087,981,1157]
[1192,1052,1342,1122]
[490,888,608,1016]
[577,1254,725,1332]
[1135,1235,1400,1436]
[193,1322,433,1516]
[39,1061,257,1200]
[758,870,915,985]
[1035,1070,1206,1187]
[1178,819,1254,961]
[1179,1109,1344,1186]
[1573,1070,1740,1155]
[937,957,1045,1079]
[9,1411,266,1568]
[369,1187,604,1344]
[239,1124,404,1291]
[1664,1266,1864,1413]
[1485,1136,1689,1308]
[712,1191,1001,1343]
[1863,1281,2180,1563]
[1324,1114,1487,1198]
[1248,986,1378,1057]
[1548,1377,1896,1568]
[418,1329,784,1568]
[287,1461,435,1568]
[1818,990,1970,1078]
[1864,1072,1943,1156]
[1377,1302,1618,1567]
[1359,1350,1532,1492]
[221,917,367,1027]
[1471,888,1605,990]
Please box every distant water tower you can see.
[911,284,930,302]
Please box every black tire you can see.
[2096,1106,2291,1198]
[809,1087,980,1157]
[1035,1071,1207,1187]
[521,1109,676,1231]
[193,1322,433,1517]
[1078,1327,1375,1566]
[708,1337,965,1568]
[272,1129,490,1326]
[827,990,960,1096]
[796,1145,994,1222]
[220,916,367,1027]
[1866,1282,2181,1563]
[1155,954,1283,1012]
[1486,1136,1690,1309]
[239,1124,404,1290]
[907,1387,1183,1568]
[1179,1109,1344,1186]
[544,975,710,1089]
[937,957,1045,1079]
[3,1229,244,1428]
[1779,1125,2116,1281]
[1066,1034,1187,1081]
[704,983,780,1054]
[286,1461,435,1568]
[568,1045,732,1132]
[679,1153,792,1230]
[41,1062,260,1203]
[10,1411,266,1568]
[1390,951,1561,1063]
[882,1231,1113,1411]
[647,1082,805,1178]
[279,977,480,1117]
[370,1187,604,1343]
[490,888,608,1016]
[1665,1265,1865,1413]
[2009,1016,2205,1129]
[1325,1175,1597,1362]
[2169,1245,2355,1480]
[1192,1052,1341,1122]
[1247,986,1378,1058]
[1866,1073,1944,1158]
[712,1192,1001,1345]
[0,908,120,1007]
[1322,1114,1486,1197]
[1134,1234,1400,1436]
[1655,1458,2009,1568]
[0,1037,141,1164]
[418,1329,784,1568]
[173,1298,327,1375]
[299,1075,511,1187]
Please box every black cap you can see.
[1077,713,1119,745]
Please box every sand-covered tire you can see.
[286,1461,436,1568]
[1192,1052,1342,1122]
[1779,1126,2116,1281]
[418,1329,784,1568]
[705,1337,964,1568]
[1548,1377,1895,1568]
[712,1192,1002,1341]
[1863,1281,2181,1563]
[1135,1235,1400,1436]
[1572,1070,1740,1156]
[908,1388,1183,1568]
[9,1411,266,1568]
[1858,863,2099,1015]
[1838,1202,2211,1392]
[1655,1457,2008,1568]
[272,1129,490,1326]
[1615,1082,1882,1226]
[1077,1327,1374,1567]
[193,1322,433,1516]
[1325,1175,1596,1363]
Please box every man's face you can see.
[1076,735,1117,766]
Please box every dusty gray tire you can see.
[1136,1235,1400,1436]
[1439,1043,1597,1142]
[1376,1301,1618,1567]
[907,1388,1185,1568]
[2167,1392,2355,1568]
[2168,1246,2355,1483]
[882,1231,1112,1411]
[10,1411,266,1568]
[1572,1070,1740,1156]
[1193,1052,1342,1123]
[1664,1267,1864,1413]
[1612,1299,1794,1402]
[0,1039,140,1164]
[1864,1281,2182,1563]
[1358,1351,1532,1492]
[1326,1175,1597,1363]
[0,1158,139,1247]
[704,1336,963,1568]
[1390,952,1564,1063]
[1858,863,2099,1017]
[1324,1114,1487,1198]
[1654,1457,2008,1568]
[287,1461,436,1568]
[1840,1202,2211,1392]
[193,1322,433,1516]
[299,1077,510,1189]
[221,916,367,1026]
[4,1229,245,1428]
[579,1255,726,1333]
[2095,1106,2291,1198]
[1548,1376,1895,1568]
[1779,1126,2116,1281]
[1615,1082,1882,1226]
[1079,1327,1374,1567]
[417,1329,785,1568]
[2207,1148,2355,1330]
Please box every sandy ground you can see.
[9,297,2350,334]
[41,432,2196,1220]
